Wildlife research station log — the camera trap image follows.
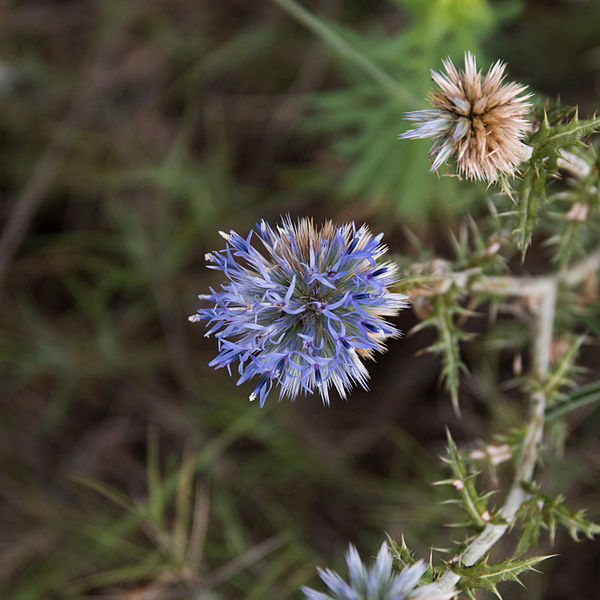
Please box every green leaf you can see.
[532,111,600,161]
[537,335,585,406]
[454,555,553,598]
[411,288,472,413]
[518,482,600,548]
[174,449,196,562]
[436,431,489,531]
[146,426,165,528]
[432,292,470,413]
[387,534,418,568]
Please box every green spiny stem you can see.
[445,432,487,530]
[435,293,463,415]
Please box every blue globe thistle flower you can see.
[301,543,454,600]
[189,217,407,406]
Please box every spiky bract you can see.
[400,51,532,182]
[301,543,454,600]
[189,217,406,406]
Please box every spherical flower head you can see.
[301,543,455,600]
[399,51,532,182]
[189,217,407,407]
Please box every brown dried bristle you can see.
[400,52,532,182]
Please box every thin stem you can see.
[270,0,418,106]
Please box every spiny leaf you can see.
[393,273,444,295]
[514,504,543,557]
[387,534,439,583]
[519,482,600,546]
[516,159,545,258]
[531,111,600,161]
[549,218,581,270]
[438,431,488,531]
[412,291,472,413]
[514,109,600,258]
[450,214,505,271]
[537,335,585,405]
[387,534,418,568]
[551,503,600,542]
[497,172,516,203]
[454,554,553,598]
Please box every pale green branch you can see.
[422,244,600,594]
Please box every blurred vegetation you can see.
[1,0,600,598]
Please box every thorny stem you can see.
[270,0,419,107]
[424,245,600,594]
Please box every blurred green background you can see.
[1,0,600,598]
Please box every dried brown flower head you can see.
[399,52,532,182]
